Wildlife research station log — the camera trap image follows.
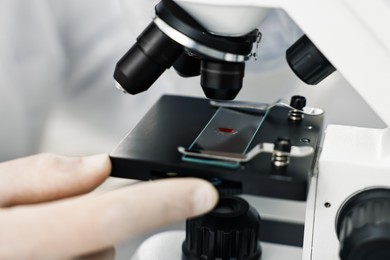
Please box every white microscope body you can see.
[174,1,390,259]
[129,0,390,259]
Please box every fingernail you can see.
[192,182,219,215]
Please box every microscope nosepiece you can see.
[114,0,260,100]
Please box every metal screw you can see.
[289,95,306,121]
[324,202,331,208]
[272,137,292,167]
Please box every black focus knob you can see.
[337,189,390,260]
[182,196,261,260]
[286,35,336,85]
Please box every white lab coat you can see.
[0,0,177,161]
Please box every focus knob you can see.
[286,35,335,85]
[182,196,261,260]
[337,189,390,260]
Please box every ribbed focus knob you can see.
[182,197,261,260]
[286,35,335,85]
[337,189,390,260]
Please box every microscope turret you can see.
[114,0,335,101]
[114,0,261,100]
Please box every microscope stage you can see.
[110,95,323,201]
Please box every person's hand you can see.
[0,153,218,259]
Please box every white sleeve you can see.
[41,0,175,154]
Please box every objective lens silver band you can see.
[115,80,129,94]
[153,16,248,62]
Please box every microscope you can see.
[110,0,390,259]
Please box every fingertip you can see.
[144,178,219,219]
[82,154,112,180]
[186,178,219,217]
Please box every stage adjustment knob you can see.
[337,189,390,260]
[182,196,261,260]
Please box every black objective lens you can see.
[200,60,245,100]
[337,189,390,260]
[173,52,201,77]
[113,22,183,94]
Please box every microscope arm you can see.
[176,0,390,126]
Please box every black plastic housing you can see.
[286,35,336,85]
